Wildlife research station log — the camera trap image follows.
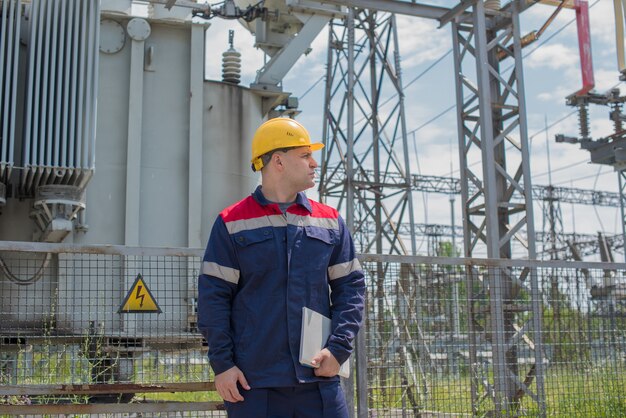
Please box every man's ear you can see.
[272,153,284,170]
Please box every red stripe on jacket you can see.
[221,195,338,222]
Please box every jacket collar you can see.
[252,185,313,214]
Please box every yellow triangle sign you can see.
[118,274,162,314]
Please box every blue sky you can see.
[202,1,625,257]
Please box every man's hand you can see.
[311,348,341,377]
[214,366,250,402]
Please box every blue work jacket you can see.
[198,186,365,388]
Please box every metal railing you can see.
[1,242,625,416]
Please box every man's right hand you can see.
[214,366,250,403]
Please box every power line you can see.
[593,166,607,232]
[533,159,589,178]
[529,110,578,141]
[522,0,601,60]
[356,48,453,126]
[299,27,452,107]
[409,102,457,136]
[404,49,452,91]
[300,75,324,99]
[551,168,613,186]
[407,0,599,144]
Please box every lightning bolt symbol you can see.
[135,285,146,307]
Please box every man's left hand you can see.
[311,348,340,377]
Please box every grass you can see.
[542,366,626,417]
[2,344,624,416]
[365,365,626,417]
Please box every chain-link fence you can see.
[1,243,625,416]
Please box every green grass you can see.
[365,366,625,417]
[542,366,626,417]
[3,344,624,417]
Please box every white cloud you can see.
[593,68,622,91]
[395,15,451,69]
[537,91,553,101]
[590,116,615,139]
[588,0,618,45]
[536,84,576,103]
[525,43,579,69]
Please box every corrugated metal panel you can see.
[0,0,21,184]
[22,0,100,194]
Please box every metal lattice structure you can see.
[366,220,624,260]
[542,186,566,261]
[621,172,626,263]
[319,8,421,416]
[320,1,612,415]
[337,169,623,207]
[451,1,545,414]
[320,10,416,256]
[555,86,626,266]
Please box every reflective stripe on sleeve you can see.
[328,258,362,281]
[202,261,240,285]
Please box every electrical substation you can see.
[0,0,625,416]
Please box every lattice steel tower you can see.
[320,10,416,256]
[451,1,544,414]
[320,0,555,415]
[319,7,420,416]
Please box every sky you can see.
[199,0,626,258]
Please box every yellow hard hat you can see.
[250,118,324,171]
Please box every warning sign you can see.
[118,274,162,314]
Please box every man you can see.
[198,117,365,417]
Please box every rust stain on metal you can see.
[0,401,224,414]
[0,382,216,396]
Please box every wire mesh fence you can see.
[360,254,626,417]
[0,242,224,416]
[0,243,625,416]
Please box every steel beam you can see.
[0,382,216,396]
[327,168,622,207]
[0,403,223,414]
[617,170,626,258]
[253,12,331,87]
[452,2,545,414]
[439,0,478,28]
[320,0,450,19]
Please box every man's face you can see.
[278,146,319,191]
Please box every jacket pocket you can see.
[303,226,337,277]
[232,227,278,274]
[304,226,337,245]
[233,227,275,246]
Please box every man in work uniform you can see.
[198,117,365,417]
